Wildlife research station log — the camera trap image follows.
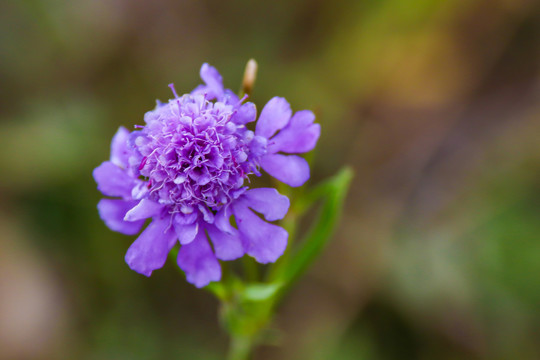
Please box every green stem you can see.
[243,256,259,282]
[228,334,255,360]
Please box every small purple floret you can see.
[93,63,320,287]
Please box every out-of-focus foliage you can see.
[0,0,538,359]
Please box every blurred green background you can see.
[1,0,539,359]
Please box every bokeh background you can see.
[1,0,539,359]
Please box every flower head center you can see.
[134,94,251,212]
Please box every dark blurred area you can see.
[1,0,539,359]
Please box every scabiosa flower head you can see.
[93,63,320,287]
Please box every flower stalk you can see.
[218,168,353,359]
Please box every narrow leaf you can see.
[242,282,283,302]
[273,167,353,292]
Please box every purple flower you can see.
[93,63,319,287]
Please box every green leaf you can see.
[242,282,284,302]
[272,167,353,292]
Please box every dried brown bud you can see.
[241,59,258,97]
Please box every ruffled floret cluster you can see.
[93,63,320,287]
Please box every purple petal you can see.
[98,199,144,235]
[255,97,292,139]
[144,103,165,124]
[215,206,234,234]
[174,212,198,225]
[242,188,289,221]
[174,222,199,245]
[124,199,164,222]
[231,102,257,125]
[177,230,221,288]
[198,63,224,100]
[233,203,288,264]
[249,135,268,159]
[198,204,215,223]
[110,126,131,168]
[267,110,320,154]
[223,89,240,105]
[125,217,177,277]
[260,154,310,187]
[207,224,244,261]
[93,161,135,198]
